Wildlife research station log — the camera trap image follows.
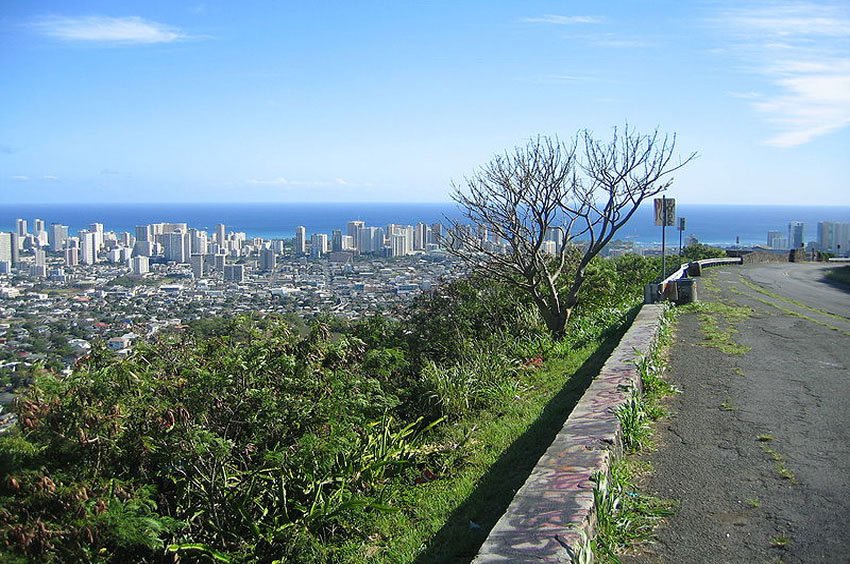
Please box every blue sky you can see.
[1,1,848,204]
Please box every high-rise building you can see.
[414,223,429,251]
[131,256,149,276]
[357,226,384,254]
[79,230,98,264]
[16,219,28,238]
[50,224,69,252]
[310,233,328,258]
[135,225,151,242]
[190,254,205,278]
[260,248,277,271]
[89,223,104,251]
[332,229,343,252]
[190,229,208,255]
[430,223,443,246]
[767,231,787,250]
[214,253,227,272]
[294,226,307,256]
[0,232,15,264]
[65,247,79,267]
[788,221,805,249]
[34,249,46,267]
[215,224,226,246]
[817,222,850,254]
[346,221,365,250]
[223,264,245,282]
[164,231,190,263]
[33,219,45,233]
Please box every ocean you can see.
[1,202,848,248]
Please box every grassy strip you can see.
[352,332,628,562]
[678,301,752,355]
[746,294,850,337]
[825,265,850,287]
[739,277,850,322]
[590,307,679,562]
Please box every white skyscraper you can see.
[90,223,104,251]
[216,224,226,246]
[0,232,15,264]
[50,224,69,252]
[295,226,307,256]
[131,256,149,275]
[164,231,190,263]
[79,230,98,264]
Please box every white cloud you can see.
[248,177,290,185]
[42,175,59,181]
[31,15,191,44]
[248,177,359,188]
[716,2,850,147]
[522,15,603,25]
[10,176,29,181]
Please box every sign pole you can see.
[661,196,667,280]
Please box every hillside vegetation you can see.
[0,255,661,563]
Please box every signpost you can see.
[654,196,676,280]
[678,216,686,256]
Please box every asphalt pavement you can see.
[626,263,850,563]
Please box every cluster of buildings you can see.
[0,215,470,399]
[767,221,850,255]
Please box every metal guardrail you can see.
[645,257,742,305]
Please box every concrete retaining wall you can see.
[474,304,668,562]
[740,251,793,264]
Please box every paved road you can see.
[627,263,850,563]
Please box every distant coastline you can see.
[2,202,849,248]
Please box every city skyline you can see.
[2,1,849,205]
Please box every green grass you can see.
[744,498,761,508]
[759,444,797,484]
[360,335,626,562]
[739,277,850,322]
[826,265,850,287]
[771,534,791,548]
[679,301,752,355]
[720,399,735,412]
[591,306,680,561]
[749,295,850,337]
[591,458,676,562]
[757,434,774,442]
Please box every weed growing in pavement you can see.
[759,443,797,483]
[770,534,791,548]
[745,498,761,508]
[591,459,676,561]
[740,278,850,322]
[617,392,652,454]
[720,399,735,411]
[680,301,753,355]
[757,434,774,442]
[733,366,746,377]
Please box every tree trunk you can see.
[537,303,571,340]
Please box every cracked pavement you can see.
[626,263,850,563]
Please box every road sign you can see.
[654,198,676,227]
[678,217,686,231]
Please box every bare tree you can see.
[447,125,697,339]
